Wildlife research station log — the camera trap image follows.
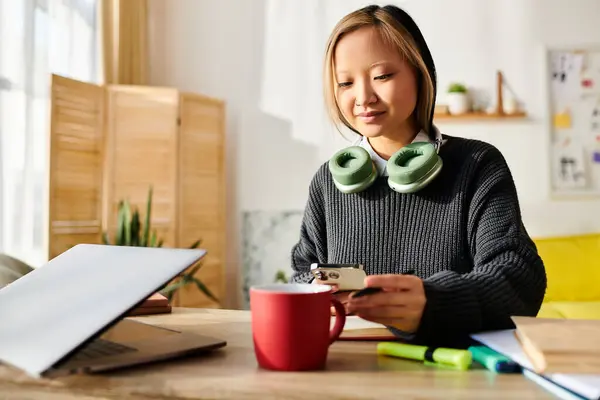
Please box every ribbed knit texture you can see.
[290,135,547,347]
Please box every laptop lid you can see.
[0,244,207,377]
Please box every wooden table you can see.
[0,308,558,399]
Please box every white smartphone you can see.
[310,263,366,292]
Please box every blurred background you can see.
[1,0,600,313]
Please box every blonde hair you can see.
[323,5,436,138]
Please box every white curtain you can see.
[259,0,381,151]
[0,0,100,267]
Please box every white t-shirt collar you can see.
[356,128,444,177]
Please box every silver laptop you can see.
[0,244,226,378]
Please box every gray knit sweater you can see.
[290,135,547,347]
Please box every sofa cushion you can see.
[537,302,565,319]
[534,234,600,302]
[0,253,33,288]
[546,301,600,320]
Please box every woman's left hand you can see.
[346,274,427,333]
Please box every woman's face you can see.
[333,26,418,139]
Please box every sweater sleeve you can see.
[414,146,547,347]
[290,168,328,283]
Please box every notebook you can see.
[522,369,588,400]
[471,329,600,400]
[511,316,600,374]
[334,316,397,340]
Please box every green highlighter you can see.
[468,346,521,373]
[377,342,472,370]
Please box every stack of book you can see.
[512,316,600,375]
[128,292,172,316]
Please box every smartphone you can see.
[350,286,382,298]
[310,263,366,292]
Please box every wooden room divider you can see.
[47,74,226,308]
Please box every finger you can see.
[354,306,421,320]
[357,313,406,326]
[364,274,419,290]
[331,304,353,316]
[328,284,340,293]
[348,290,418,309]
[357,314,417,333]
[333,292,350,303]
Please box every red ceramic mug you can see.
[250,283,346,371]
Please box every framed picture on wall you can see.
[545,45,600,199]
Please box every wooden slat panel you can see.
[173,258,222,308]
[51,234,104,260]
[177,174,222,231]
[103,85,179,247]
[48,74,105,259]
[175,93,226,308]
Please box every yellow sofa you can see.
[534,233,600,319]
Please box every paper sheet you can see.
[552,139,588,189]
[523,369,585,400]
[592,112,600,134]
[554,109,572,129]
[580,53,600,96]
[551,52,584,106]
[340,316,388,331]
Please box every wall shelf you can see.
[434,111,528,122]
[435,71,529,122]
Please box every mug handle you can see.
[329,297,346,344]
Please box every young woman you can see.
[290,4,547,347]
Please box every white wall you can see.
[148,0,600,307]
[148,0,324,307]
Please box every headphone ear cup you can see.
[387,142,443,193]
[329,146,378,193]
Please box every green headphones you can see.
[328,137,443,194]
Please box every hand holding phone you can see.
[345,270,424,333]
[349,270,415,299]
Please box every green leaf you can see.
[448,82,467,93]
[142,186,152,247]
[192,277,219,304]
[123,200,132,246]
[116,201,126,245]
[131,209,140,246]
[189,239,201,249]
[159,278,187,295]
[108,190,165,248]
[102,232,110,245]
[186,260,204,277]
[274,270,289,283]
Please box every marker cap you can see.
[468,346,521,373]
[431,347,472,370]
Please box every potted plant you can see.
[447,82,470,115]
[274,270,289,283]
[102,186,218,304]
